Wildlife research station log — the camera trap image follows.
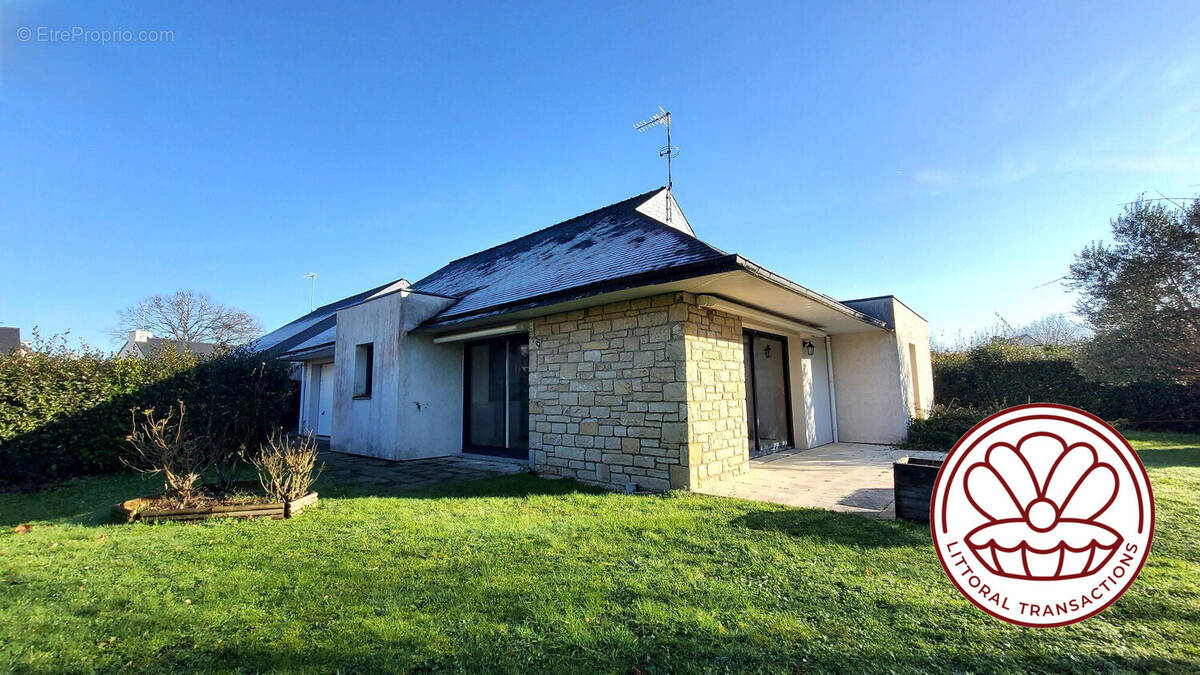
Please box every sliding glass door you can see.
[464,335,529,458]
[743,330,793,457]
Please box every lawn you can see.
[1,432,1197,673]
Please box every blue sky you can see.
[2,1,1198,349]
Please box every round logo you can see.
[930,403,1154,627]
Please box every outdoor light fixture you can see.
[803,340,816,357]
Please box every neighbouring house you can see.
[255,188,933,492]
[117,330,218,359]
[995,333,1044,347]
[0,327,30,354]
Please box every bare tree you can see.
[114,290,262,345]
[934,312,1088,352]
[1020,313,1090,347]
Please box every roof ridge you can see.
[424,186,668,271]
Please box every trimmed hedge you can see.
[935,342,1200,430]
[908,342,1200,450]
[0,339,297,487]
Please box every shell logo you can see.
[930,404,1154,627]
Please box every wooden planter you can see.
[113,491,318,523]
[893,456,943,523]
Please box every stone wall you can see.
[682,303,749,488]
[528,292,748,492]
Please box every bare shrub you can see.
[124,401,210,507]
[250,430,323,502]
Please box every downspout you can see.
[295,360,304,432]
[825,336,839,443]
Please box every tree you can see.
[1068,196,1200,383]
[1020,313,1090,348]
[933,312,1088,352]
[114,290,262,346]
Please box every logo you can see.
[930,404,1154,627]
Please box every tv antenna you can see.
[634,107,679,221]
[303,272,318,312]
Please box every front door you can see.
[743,330,793,457]
[316,362,334,437]
[464,335,529,458]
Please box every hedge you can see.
[932,343,1200,431]
[905,342,1200,450]
[0,338,297,487]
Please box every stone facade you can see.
[682,302,750,488]
[528,292,748,492]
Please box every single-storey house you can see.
[255,187,933,492]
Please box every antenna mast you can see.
[634,107,679,221]
[303,272,318,312]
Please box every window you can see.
[354,343,373,398]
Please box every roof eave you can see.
[277,342,336,361]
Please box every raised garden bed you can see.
[114,490,318,523]
[893,456,943,523]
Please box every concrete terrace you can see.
[696,443,946,517]
[321,451,527,493]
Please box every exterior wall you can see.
[831,331,906,443]
[785,332,833,449]
[395,294,465,458]
[682,303,749,488]
[330,290,459,459]
[894,302,934,417]
[332,293,404,457]
[528,292,748,492]
[830,297,932,444]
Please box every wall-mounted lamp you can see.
[802,340,816,357]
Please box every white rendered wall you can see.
[394,294,464,459]
[830,297,932,444]
[894,302,934,417]
[792,335,834,448]
[330,290,459,459]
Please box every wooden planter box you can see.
[113,491,318,523]
[893,457,943,523]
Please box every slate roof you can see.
[262,186,888,357]
[132,338,218,358]
[409,188,729,325]
[252,279,404,356]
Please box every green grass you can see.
[2,433,1198,673]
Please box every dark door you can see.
[464,335,529,458]
[743,330,793,457]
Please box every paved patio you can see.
[697,443,946,517]
[320,451,527,493]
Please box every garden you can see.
[1,430,1198,672]
[0,337,320,522]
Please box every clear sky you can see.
[2,1,1198,349]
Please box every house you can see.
[256,188,933,492]
[0,327,30,354]
[995,333,1043,347]
[117,330,218,359]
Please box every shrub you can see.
[250,430,323,502]
[0,334,298,487]
[901,403,1006,451]
[124,402,209,507]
